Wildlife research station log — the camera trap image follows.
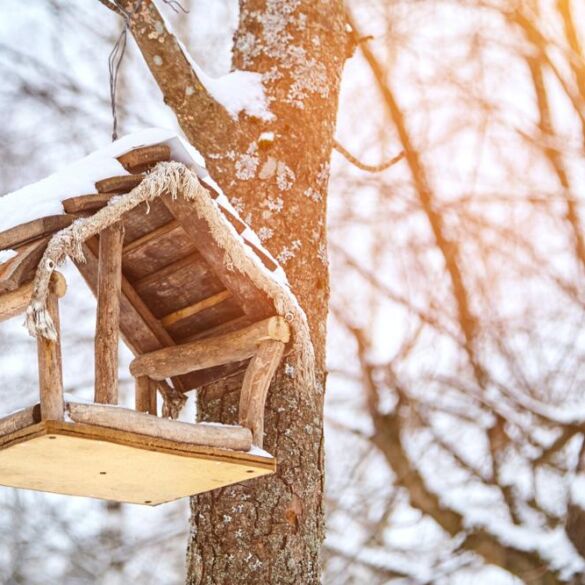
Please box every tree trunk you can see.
[99,0,345,580]
[185,2,346,584]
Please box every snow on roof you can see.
[0,128,286,283]
[0,128,207,233]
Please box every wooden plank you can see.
[0,405,40,436]
[0,215,74,250]
[164,197,274,320]
[94,223,124,405]
[135,376,157,415]
[117,144,171,173]
[122,222,198,282]
[133,255,226,319]
[95,175,144,194]
[0,237,49,293]
[122,220,180,255]
[37,292,64,421]
[62,193,112,214]
[0,421,274,505]
[165,297,243,341]
[130,316,290,380]
[239,340,285,447]
[122,198,175,244]
[0,271,66,323]
[66,402,252,451]
[161,290,232,328]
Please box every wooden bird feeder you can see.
[0,132,292,505]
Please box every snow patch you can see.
[0,128,208,234]
[0,249,17,264]
[177,40,273,121]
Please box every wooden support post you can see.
[37,291,64,421]
[129,316,290,380]
[95,222,124,405]
[239,340,285,448]
[135,376,157,415]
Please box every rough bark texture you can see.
[185,2,346,584]
[105,0,346,582]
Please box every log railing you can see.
[129,316,290,447]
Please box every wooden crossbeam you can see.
[0,271,66,323]
[94,223,124,405]
[130,316,289,380]
[160,290,232,328]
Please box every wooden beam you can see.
[122,220,179,255]
[0,237,50,293]
[37,292,64,420]
[0,215,75,250]
[117,144,171,173]
[239,340,285,447]
[76,239,187,393]
[94,223,125,405]
[135,376,157,415]
[0,405,40,436]
[95,174,144,194]
[160,290,232,328]
[130,316,289,380]
[163,197,274,320]
[62,193,112,215]
[66,402,252,451]
[0,271,66,323]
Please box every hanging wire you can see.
[106,0,189,141]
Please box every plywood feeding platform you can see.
[0,129,298,505]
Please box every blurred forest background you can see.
[2,0,585,583]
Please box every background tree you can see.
[3,1,585,584]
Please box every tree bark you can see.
[100,0,346,582]
[185,2,346,583]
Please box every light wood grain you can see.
[0,421,274,505]
[95,223,124,405]
[160,290,232,328]
[130,316,290,380]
